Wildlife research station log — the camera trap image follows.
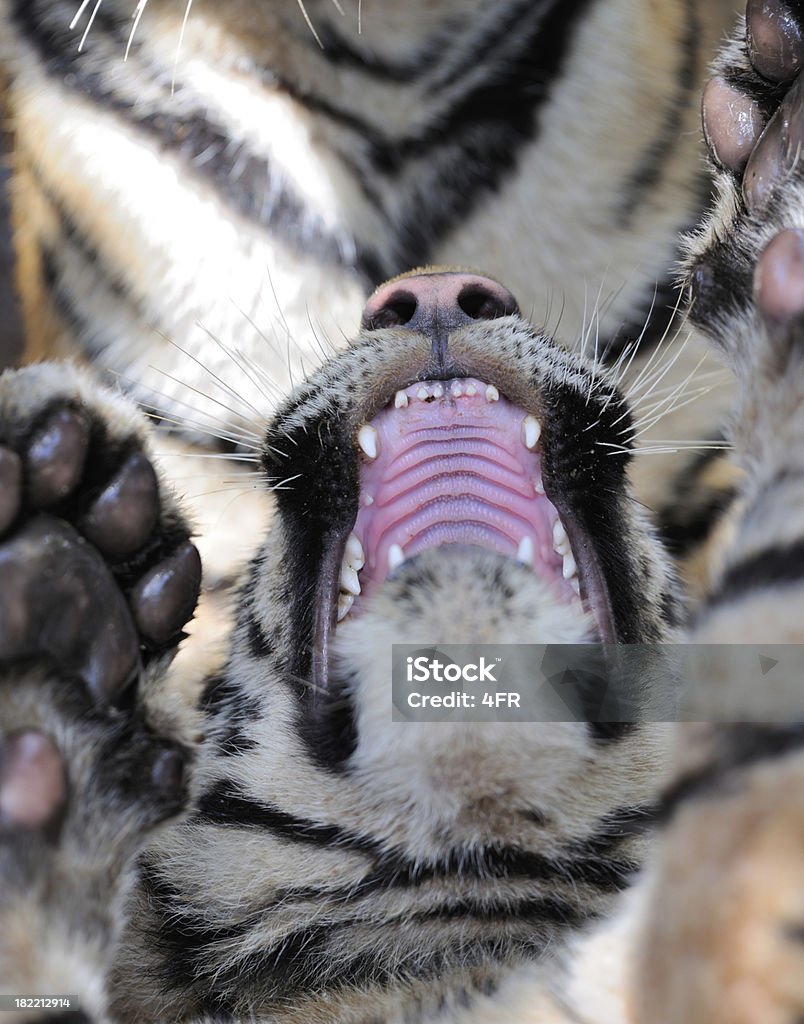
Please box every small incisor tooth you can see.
[416,387,429,401]
[516,536,534,565]
[358,424,379,460]
[388,543,405,572]
[485,384,499,403]
[522,415,541,450]
[395,390,409,409]
[337,593,355,621]
[562,553,577,580]
[340,564,361,596]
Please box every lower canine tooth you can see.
[522,415,542,450]
[570,578,580,596]
[388,543,405,572]
[394,390,409,409]
[516,536,534,565]
[485,384,499,403]
[358,424,379,460]
[337,593,355,621]
[563,553,577,580]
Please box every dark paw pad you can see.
[747,0,804,84]
[0,393,201,701]
[26,407,89,508]
[130,541,202,647]
[0,730,66,832]
[744,73,804,210]
[0,518,140,700]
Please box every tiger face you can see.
[167,272,682,1009]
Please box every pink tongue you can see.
[353,378,559,600]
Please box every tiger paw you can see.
[0,362,199,1020]
[688,1,804,354]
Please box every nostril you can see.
[457,285,519,321]
[363,291,418,331]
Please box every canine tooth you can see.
[465,383,477,396]
[394,390,409,409]
[563,553,577,580]
[516,536,534,565]
[552,520,568,553]
[522,415,542,450]
[416,386,429,401]
[388,543,405,572]
[570,578,581,596]
[485,384,499,403]
[358,424,379,460]
[337,593,355,621]
[340,564,361,596]
[345,533,365,569]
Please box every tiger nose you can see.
[361,272,520,336]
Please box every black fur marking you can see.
[10,0,371,285]
[541,377,669,643]
[194,781,378,854]
[138,862,252,1008]
[660,725,804,821]
[262,402,360,686]
[195,782,637,894]
[0,115,23,369]
[617,0,701,221]
[708,539,804,609]
[657,437,736,557]
[200,674,263,757]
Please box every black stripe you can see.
[661,725,804,821]
[10,0,600,287]
[10,0,370,283]
[708,539,804,609]
[194,781,379,854]
[617,0,701,222]
[195,781,639,893]
[0,110,24,370]
[349,0,598,275]
[211,903,576,1004]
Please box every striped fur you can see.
[11,3,804,1024]
[0,0,738,577]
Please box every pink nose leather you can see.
[361,272,520,336]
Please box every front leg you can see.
[0,363,202,1021]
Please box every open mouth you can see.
[333,375,605,637]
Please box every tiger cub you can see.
[4,7,804,1014]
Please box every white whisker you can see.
[172,0,194,94]
[125,0,148,59]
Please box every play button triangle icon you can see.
[759,655,778,676]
